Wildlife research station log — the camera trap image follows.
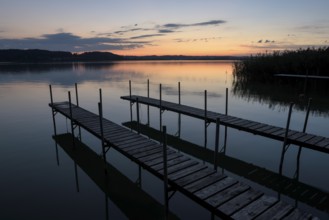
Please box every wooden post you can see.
[129,80,133,124]
[162,126,168,217]
[98,101,107,174]
[214,118,220,171]
[136,97,140,134]
[279,102,294,175]
[178,81,181,105]
[204,90,207,148]
[75,83,82,140]
[75,83,79,106]
[49,85,57,136]
[68,91,75,148]
[178,82,181,137]
[147,79,150,126]
[160,84,162,133]
[225,88,228,115]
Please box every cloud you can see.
[257,40,262,43]
[114,28,151,35]
[158,29,176,33]
[162,20,226,29]
[130,34,164,39]
[0,32,149,52]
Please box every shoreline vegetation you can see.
[232,47,329,115]
[0,49,243,62]
[233,47,329,82]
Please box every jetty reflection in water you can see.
[53,133,178,220]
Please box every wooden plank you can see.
[133,147,164,159]
[231,195,278,219]
[144,153,182,167]
[282,208,314,220]
[296,134,317,143]
[169,164,207,181]
[194,177,238,200]
[314,138,329,148]
[127,145,161,156]
[110,135,145,145]
[120,140,157,151]
[288,132,307,141]
[112,137,149,147]
[304,136,325,145]
[159,160,198,175]
[185,173,227,193]
[205,182,250,208]
[270,128,286,137]
[175,169,216,187]
[254,201,294,220]
[151,156,189,171]
[138,149,177,163]
[217,188,264,216]
[261,126,282,135]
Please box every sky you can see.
[0,0,328,56]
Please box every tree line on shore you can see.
[0,49,243,62]
[233,47,329,83]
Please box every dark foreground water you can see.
[0,61,328,219]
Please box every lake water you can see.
[0,61,328,219]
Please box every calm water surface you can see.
[0,61,328,219]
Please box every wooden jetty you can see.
[124,121,329,212]
[49,86,318,219]
[120,95,329,154]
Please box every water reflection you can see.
[53,133,178,220]
[232,76,329,116]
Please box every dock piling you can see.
[98,101,107,174]
[214,118,220,171]
[49,85,57,136]
[129,80,133,125]
[136,98,140,134]
[147,79,150,126]
[68,91,75,148]
[160,84,163,133]
[204,90,208,148]
[162,125,169,217]
[225,88,228,115]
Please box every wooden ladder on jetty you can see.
[49,84,318,219]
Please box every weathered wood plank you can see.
[185,173,227,193]
[127,144,161,155]
[194,176,237,200]
[133,147,164,159]
[254,201,294,220]
[175,169,216,187]
[169,164,207,181]
[217,188,263,216]
[231,195,278,219]
[304,136,325,145]
[282,208,314,220]
[144,153,182,167]
[159,160,198,175]
[296,134,317,143]
[151,156,190,171]
[314,138,329,148]
[205,182,250,208]
[138,149,177,163]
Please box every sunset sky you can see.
[0,0,328,56]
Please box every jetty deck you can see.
[121,95,329,153]
[49,101,318,219]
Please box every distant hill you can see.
[0,49,123,62]
[0,49,244,62]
